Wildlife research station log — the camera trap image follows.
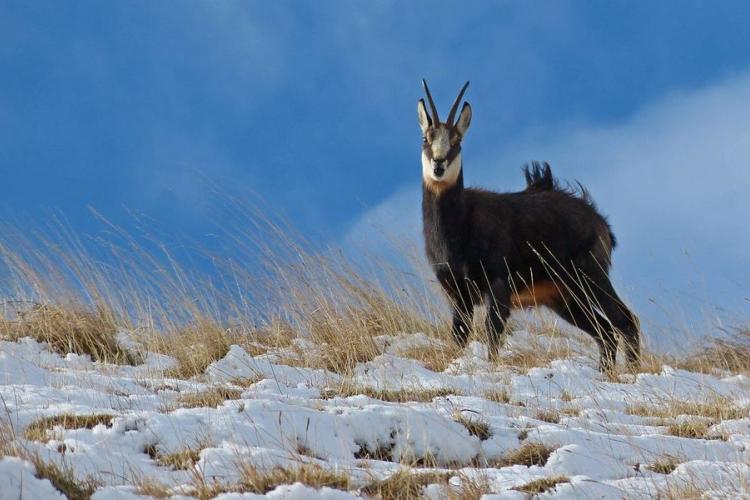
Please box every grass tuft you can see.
[647,455,681,474]
[174,387,243,409]
[230,374,264,387]
[512,475,569,494]
[355,441,395,462]
[491,442,555,468]
[626,399,747,421]
[1,305,138,365]
[666,421,718,440]
[156,321,257,379]
[31,456,99,500]
[395,342,461,373]
[156,447,202,470]
[453,413,492,441]
[23,414,115,443]
[1,423,99,500]
[137,478,172,498]
[535,409,561,424]
[187,464,351,498]
[362,470,490,500]
[320,384,457,403]
[237,464,350,494]
[484,389,511,404]
[361,470,451,499]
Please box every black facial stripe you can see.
[445,143,461,163]
[423,144,461,163]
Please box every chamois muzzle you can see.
[432,158,446,178]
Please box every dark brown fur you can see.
[419,83,639,372]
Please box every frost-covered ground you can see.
[2,326,750,499]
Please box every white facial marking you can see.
[430,128,451,159]
[422,151,462,185]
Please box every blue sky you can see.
[2,2,750,347]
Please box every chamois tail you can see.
[522,161,555,192]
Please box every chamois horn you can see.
[422,79,440,124]
[446,81,470,127]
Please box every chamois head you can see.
[418,80,472,192]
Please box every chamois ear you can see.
[417,99,432,134]
[456,102,472,137]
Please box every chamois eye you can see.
[423,136,427,143]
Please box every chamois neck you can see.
[422,169,467,265]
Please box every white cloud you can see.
[347,71,750,347]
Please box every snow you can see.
[0,457,66,499]
[2,328,750,498]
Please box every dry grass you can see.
[678,329,750,376]
[666,421,719,440]
[0,304,138,364]
[23,414,115,443]
[30,457,99,500]
[491,442,555,467]
[656,482,711,500]
[0,423,99,499]
[186,464,351,498]
[633,351,674,375]
[5,203,750,498]
[152,321,263,379]
[248,318,298,349]
[512,475,569,494]
[560,407,582,418]
[300,305,443,376]
[626,398,747,421]
[453,412,492,441]
[137,479,172,498]
[355,441,395,462]
[259,244,448,376]
[361,470,490,500]
[535,409,562,424]
[154,446,202,470]
[454,474,492,500]
[0,204,449,384]
[647,455,681,474]
[625,399,735,440]
[500,344,576,373]
[484,389,511,404]
[230,374,265,387]
[395,342,461,373]
[320,384,458,403]
[174,386,243,409]
[235,464,350,495]
[641,329,750,378]
[361,470,451,499]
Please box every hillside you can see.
[2,320,750,499]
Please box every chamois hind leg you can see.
[485,280,511,362]
[586,276,641,370]
[559,263,641,372]
[552,299,618,373]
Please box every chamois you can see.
[418,80,640,372]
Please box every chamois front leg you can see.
[450,300,474,348]
[437,268,474,349]
[485,281,511,362]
